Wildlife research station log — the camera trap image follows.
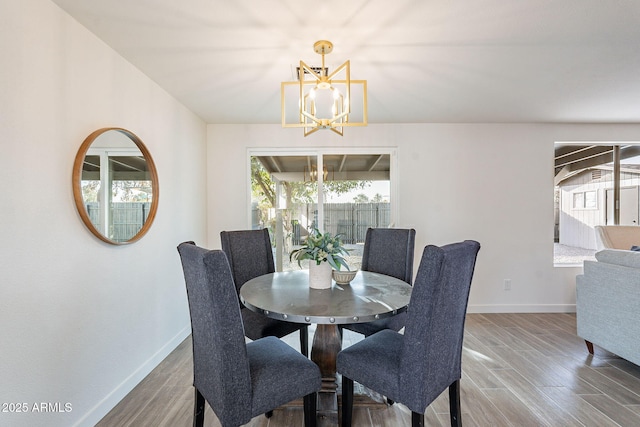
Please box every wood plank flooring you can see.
[96,314,640,426]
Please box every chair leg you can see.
[303,392,317,427]
[449,379,462,427]
[411,411,424,427]
[193,387,205,427]
[341,376,354,427]
[301,325,309,357]
[585,340,594,355]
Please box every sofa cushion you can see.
[595,249,640,269]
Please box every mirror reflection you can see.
[73,128,159,244]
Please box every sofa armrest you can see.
[576,260,640,365]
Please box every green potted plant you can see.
[290,228,350,289]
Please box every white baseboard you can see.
[73,326,191,427]
[468,304,576,313]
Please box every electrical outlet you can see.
[504,279,512,291]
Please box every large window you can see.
[554,143,640,265]
[250,149,395,271]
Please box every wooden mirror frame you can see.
[72,127,159,245]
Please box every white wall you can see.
[207,123,640,313]
[0,1,207,426]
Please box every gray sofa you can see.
[576,249,640,366]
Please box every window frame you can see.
[572,190,598,210]
[247,147,398,270]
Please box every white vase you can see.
[308,261,333,289]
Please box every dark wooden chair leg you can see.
[303,392,317,427]
[585,340,594,355]
[301,325,309,357]
[341,376,354,427]
[411,411,425,427]
[193,387,205,427]
[449,379,462,427]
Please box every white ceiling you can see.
[51,0,640,124]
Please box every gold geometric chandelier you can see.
[281,40,367,137]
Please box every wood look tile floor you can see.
[97,314,640,426]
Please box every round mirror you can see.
[72,128,159,245]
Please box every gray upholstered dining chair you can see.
[341,227,416,338]
[220,228,309,356]
[337,240,480,427]
[177,242,321,427]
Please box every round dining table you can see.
[240,269,412,418]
